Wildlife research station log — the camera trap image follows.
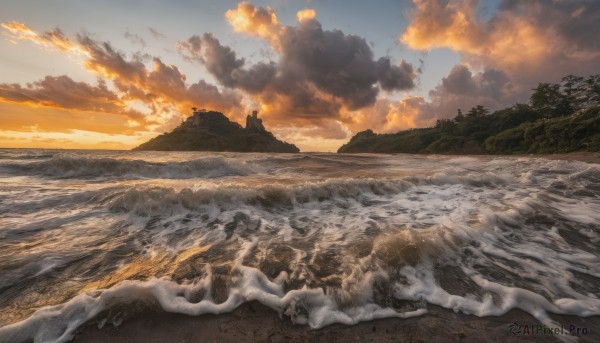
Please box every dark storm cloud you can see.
[423,64,513,120]
[277,18,417,109]
[178,15,418,118]
[440,65,476,95]
[276,19,380,110]
[438,64,512,102]
[376,58,416,92]
[180,33,277,94]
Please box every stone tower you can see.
[245,110,265,131]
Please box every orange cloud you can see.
[2,21,39,42]
[401,0,600,80]
[1,21,243,136]
[388,0,600,130]
[401,0,483,52]
[340,97,433,135]
[185,3,418,142]
[225,1,282,48]
[1,21,84,54]
[384,98,424,131]
[76,34,243,125]
[401,0,551,74]
[296,9,316,22]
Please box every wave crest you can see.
[108,178,413,216]
[3,155,255,179]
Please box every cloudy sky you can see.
[1,0,598,151]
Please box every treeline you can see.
[337,74,600,154]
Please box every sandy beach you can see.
[71,301,600,343]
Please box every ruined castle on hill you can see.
[135,107,299,152]
[182,107,265,132]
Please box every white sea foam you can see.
[0,253,425,343]
[1,151,599,343]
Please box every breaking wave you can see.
[108,178,413,216]
[2,151,600,343]
[0,155,256,179]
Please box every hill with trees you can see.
[134,110,299,153]
[338,74,600,154]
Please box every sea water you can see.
[0,149,599,342]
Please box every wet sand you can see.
[72,301,600,343]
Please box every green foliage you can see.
[466,105,489,118]
[485,107,600,154]
[530,74,600,117]
[530,82,569,117]
[454,109,465,122]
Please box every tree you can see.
[435,118,455,131]
[466,105,489,118]
[561,75,585,109]
[530,82,570,117]
[454,109,465,122]
[583,74,600,108]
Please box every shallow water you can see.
[0,149,599,342]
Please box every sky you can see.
[1,0,599,152]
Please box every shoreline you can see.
[2,147,600,164]
[424,152,600,164]
[470,152,600,164]
[531,152,600,164]
[72,301,600,343]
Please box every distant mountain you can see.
[134,110,299,153]
[338,74,600,154]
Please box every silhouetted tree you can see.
[435,118,455,131]
[466,105,489,118]
[454,109,465,122]
[586,74,600,106]
[560,74,600,113]
[530,83,570,117]
[561,75,585,110]
[530,74,600,117]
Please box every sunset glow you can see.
[1,2,600,341]
[1,0,599,151]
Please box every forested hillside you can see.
[338,74,600,154]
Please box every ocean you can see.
[0,149,599,342]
